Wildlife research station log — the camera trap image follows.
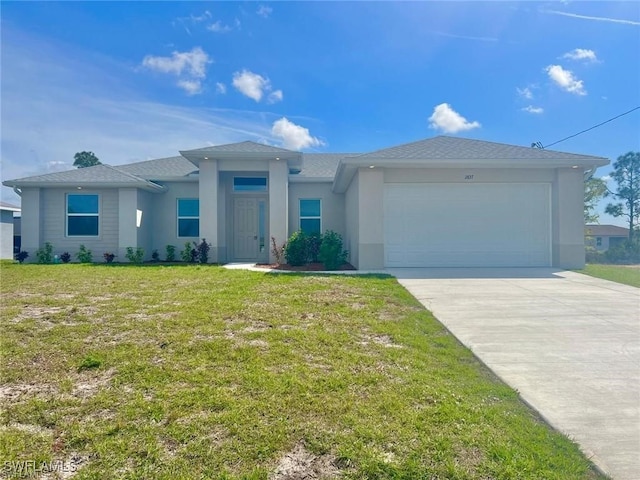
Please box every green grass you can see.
[578,264,640,288]
[0,263,605,479]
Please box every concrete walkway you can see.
[389,268,640,480]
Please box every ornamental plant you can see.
[284,230,308,266]
[318,230,348,270]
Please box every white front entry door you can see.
[234,197,258,261]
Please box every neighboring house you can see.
[585,224,629,251]
[0,201,21,259]
[2,136,608,269]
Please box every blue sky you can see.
[1,1,639,225]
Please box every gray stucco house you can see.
[585,224,629,251]
[0,201,21,259]
[3,136,608,269]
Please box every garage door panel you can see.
[384,183,551,267]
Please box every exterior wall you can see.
[199,160,219,262]
[344,172,359,268]
[20,188,42,260]
[552,168,585,268]
[585,235,627,252]
[0,210,14,259]
[288,182,345,238]
[150,181,199,260]
[269,159,288,263]
[41,188,119,259]
[384,168,555,183]
[356,168,384,269]
[136,190,154,259]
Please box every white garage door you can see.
[384,183,551,267]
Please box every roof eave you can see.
[289,176,334,183]
[2,180,166,192]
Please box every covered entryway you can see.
[384,183,551,267]
[233,197,268,262]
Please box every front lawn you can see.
[0,264,604,479]
[578,264,640,288]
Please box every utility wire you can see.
[535,106,640,149]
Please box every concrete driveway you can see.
[389,268,640,480]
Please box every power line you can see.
[533,106,640,149]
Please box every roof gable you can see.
[181,141,297,155]
[117,156,197,179]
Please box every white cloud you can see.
[142,47,211,95]
[256,5,273,18]
[428,103,481,134]
[271,118,323,150]
[142,47,210,78]
[522,105,544,114]
[207,20,232,33]
[216,82,227,94]
[267,89,283,104]
[600,175,612,182]
[517,87,533,100]
[562,48,598,62]
[542,10,640,26]
[232,70,282,103]
[177,79,203,95]
[545,64,586,95]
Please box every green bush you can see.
[194,239,211,264]
[76,245,93,263]
[605,239,640,264]
[125,247,144,264]
[181,242,196,263]
[103,252,115,263]
[307,232,322,263]
[165,244,176,262]
[15,251,29,263]
[60,252,72,263]
[318,230,348,270]
[36,242,54,264]
[284,230,309,266]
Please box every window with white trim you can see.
[233,177,267,192]
[299,199,321,234]
[67,194,99,236]
[177,198,199,237]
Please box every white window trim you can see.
[299,198,322,233]
[177,198,200,238]
[66,193,100,237]
[233,176,268,193]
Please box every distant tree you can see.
[584,177,607,224]
[605,151,640,240]
[73,151,101,168]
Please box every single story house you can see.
[2,136,608,269]
[0,201,21,259]
[585,224,629,251]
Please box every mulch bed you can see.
[255,262,357,271]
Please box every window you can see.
[299,199,321,234]
[233,177,267,192]
[177,198,199,237]
[67,194,99,236]
[596,237,602,247]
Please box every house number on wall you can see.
[464,174,474,180]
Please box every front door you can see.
[234,197,258,260]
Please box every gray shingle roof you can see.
[3,164,160,188]
[181,141,297,155]
[297,153,358,178]
[117,156,197,179]
[353,136,607,161]
[585,224,629,236]
[0,201,20,211]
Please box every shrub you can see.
[194,239,211,264]
[151,249,160,262]
[15,251,29,263]
[605,239,640,264]
[125,247,144,264]
[585,247,606,264]
[36,242,54,264]
[181,242,196,263]
[60,252,72,263]
[318,230,349,270]
[165,244,176,262]
[307,232,322,263]
[271,237,285,265]
[76,245,93,263]
[284,230,309,266]
[103,252,115,263]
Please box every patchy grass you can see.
[0,263,605,479]
[578,264,640,288]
